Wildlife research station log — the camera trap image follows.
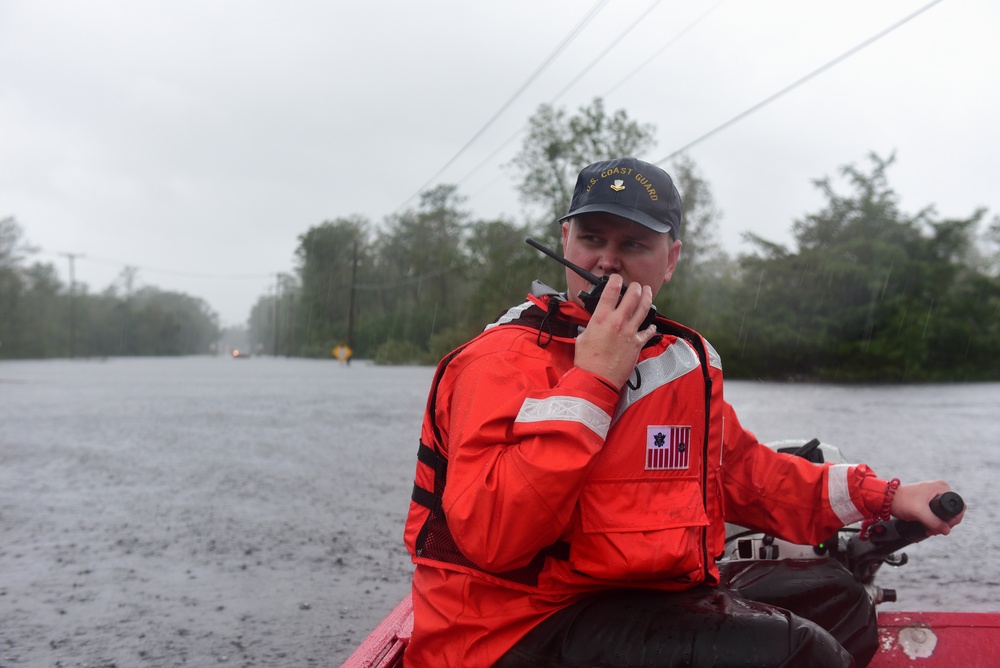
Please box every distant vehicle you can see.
[231,349,251,359]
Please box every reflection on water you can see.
[1,358,997,666]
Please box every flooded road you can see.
[1,357,997,667]
[1,357,431,667]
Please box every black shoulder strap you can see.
[411,442,447,513]
[409,303,572,580]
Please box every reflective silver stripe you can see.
[828,464,864,525]
[516,396,611,440]
[484,301,532,330]
[615,341,700,421]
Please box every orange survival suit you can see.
[403,292,891,667]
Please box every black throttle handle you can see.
[846,491,964,584]
[930,491,964,521]
[893,491,964,537]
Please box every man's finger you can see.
[594,275,624,313]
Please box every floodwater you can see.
[1,357,997,667]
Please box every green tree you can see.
[293,216,370,356]
[508,98,657,254]
[1,219,27,353]
[0,217,27,355]
[0,216,28,267]
[458,218,538,340]
[127,288,219,355]
[13,262,65,358]
[726,153,999,381]
[368,185,471,357]
[0,217,69,358]
[658,155,734,336]
[2,219,221,359]
[248,293,278,356]
[985,216,1000,275]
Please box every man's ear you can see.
[663,239,683,284]
[560,220,571,251]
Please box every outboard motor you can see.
[719,438,897,604]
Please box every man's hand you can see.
[574,274,658,389]
[891,480,965,536]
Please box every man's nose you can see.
[596,251,622,274]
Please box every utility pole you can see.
[272,273,280,357]
[347,240,358,351]
[60,252,84,358]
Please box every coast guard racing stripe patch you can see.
[645,425,691,470]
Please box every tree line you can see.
[4,98,998,380]
[247,100,999,382]
[718,155,1000,381]
[0,223,220,358]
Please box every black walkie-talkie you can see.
[525,237,658,331]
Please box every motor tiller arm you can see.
[844,492,965,585]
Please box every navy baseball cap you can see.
[558,157,683,240]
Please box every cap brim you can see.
[558,203,673,235]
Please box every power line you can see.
[654,0,946,164]
[454,1,725,198]
[602,0,726,99]
[37,248,274,280]
[551,0,667,103]
[26,4,944,294]
[417,0,943,207]
[394,0,611,213]
[453,0,670,193]
[380,2,721,213]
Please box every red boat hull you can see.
[870,611,1000,667]
[342,595,413,668]
[342,596,1000,668]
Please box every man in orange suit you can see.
[403,157,963,667]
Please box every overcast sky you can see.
[2,0,997,327]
